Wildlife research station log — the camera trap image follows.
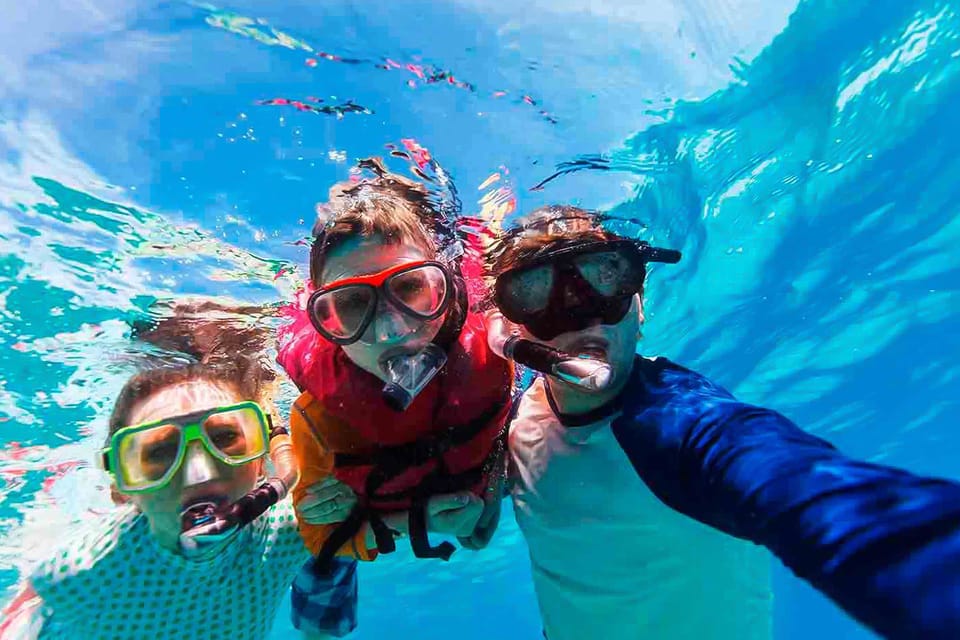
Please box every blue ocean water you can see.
[1,0,958,638]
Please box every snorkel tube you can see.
[179,422,299,552]
[378,259,465,412]
[380,344,448,411]
[485,310,613,392]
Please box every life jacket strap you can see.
[408,498,456,560]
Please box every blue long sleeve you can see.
[611,356,960,640]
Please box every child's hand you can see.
[426,492,484,537]
[298,477,358,525]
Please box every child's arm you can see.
[291,398,486,555]
[289,396,377,561]
[0,583,45,640]
[297,476,409,554]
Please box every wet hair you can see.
[309,157,439,286]
[487,204,619,277]
[108,364,255,438]
[109,300,278,443]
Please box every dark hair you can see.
[309,157,439,285]
[487,205,618,277]
[110,299,277,442]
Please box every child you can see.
[0,303,310,640]
[277,158,513,638]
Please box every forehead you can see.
[127,380,241,426]
[322,235,431,282]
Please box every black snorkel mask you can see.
[493,239,682,341]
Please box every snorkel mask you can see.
[493,239,682,342]
[307,260,460,412]
[489,235,681,389]
[100,401,298,556]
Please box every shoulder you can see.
[264,496,300,532]
[290,391,323,428]
[290,390,340,433]
[632,356,736,403]
[259,497,310,566]
[30,505,142,594]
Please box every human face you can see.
[518,295,643,412]
[494,239,678,341]
[121,380,263,552]
[320,235,447,381]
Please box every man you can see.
[487,205,960,640]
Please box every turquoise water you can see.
[2,0,959,638]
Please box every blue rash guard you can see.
[611,356,960,640]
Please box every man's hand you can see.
[482,309,519,362]
[426,492,484,537]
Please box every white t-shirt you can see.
[30,498,310,640]
[509,377,772,640]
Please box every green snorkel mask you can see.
[101,401,297,557]
[101,401,271,494]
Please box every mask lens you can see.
[573,249,643,297]
[201,406,268,463]
[116,423,184,491]
[496,246,642,340]
[499,264,554,317]
[311,285,376,342]
[385,264,449,318]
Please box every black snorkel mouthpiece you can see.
[178,423,298,556]
[179,479,287,541]
[485,310,614,392]
[507,338,613,392]
[381,343,448,411]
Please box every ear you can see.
[634,294,645,325]
[633,294,645,341]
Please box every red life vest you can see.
[277,300,513,562]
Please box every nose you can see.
[182,441,221,487]
[561,280,587,306]
[373,298,418,343]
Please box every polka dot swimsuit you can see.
[31,499,310,640]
